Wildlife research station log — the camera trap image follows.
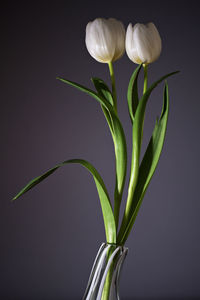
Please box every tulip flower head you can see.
[85,18,125,63]
[126,22,162,64]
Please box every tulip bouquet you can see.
[13,18,178,297]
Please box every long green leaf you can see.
[57,76,116,134]
[137,82,169,194]
[91,77,114,134]
[91,77,127,228]
[118,82,170,244]
[57,76,127,228]
[13,159,116,243]
[127,64,142,123]
[92,77,114,106]
[118,72,178,243]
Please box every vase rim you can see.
[103,242,128,250]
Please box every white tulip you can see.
[126,22,162,64]
[85,18,125,63]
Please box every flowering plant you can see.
[13,18,178,247]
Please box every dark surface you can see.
[1,0,200,299]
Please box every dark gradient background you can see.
[1,1,200,299]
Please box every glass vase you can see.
[82,243,128,300]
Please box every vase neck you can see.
[83,243,128,300]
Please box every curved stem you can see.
[108,62,117,113]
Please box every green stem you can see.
[117,140,139,244]
[141,63,148,141]
[101,267,113,300]
[117,64,149,245]
[108,61,120,229]
[114,185,120,229]
[108,61,117,113]
[143,63,148,94]
[101,246,116,300]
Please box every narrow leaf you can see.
[91,77,128,227]
[57,76,110,110]
[91,77,114,134]
[118,82,170,244]
[127,64,142,123]
[57,76,127,228]
[118,72,178,243]
[92,77,114,106]
[13,159,116,243]
[57,76,115,133]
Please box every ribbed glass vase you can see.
[83,243,128,300]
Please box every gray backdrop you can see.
[1,1,200,299]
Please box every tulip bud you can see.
[125,22,162,64]
[85,18,125,63]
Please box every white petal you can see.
[126,24,133,60]
[134,23,153,63]
[109,18,125,61]
[86,18,114,63]
[126,24,142,64]
[147,23,162,62]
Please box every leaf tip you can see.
[173,70,180,76]
[164,80,168,87]
[90,77,95,84]
[11,192,22,201]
